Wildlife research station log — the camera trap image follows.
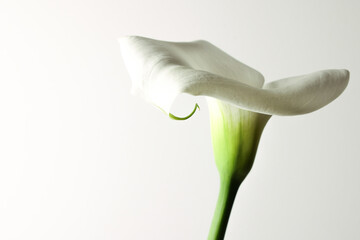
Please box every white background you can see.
[1,0,359,239]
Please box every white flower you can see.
[119,36,348,117]
[119,36,349,240]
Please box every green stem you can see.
[208,176,241,240]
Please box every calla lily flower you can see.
[119,36,349,240]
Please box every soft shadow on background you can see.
[1,0,359,239]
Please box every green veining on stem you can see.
[207,98,270,240]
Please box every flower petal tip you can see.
[118,36,130,46]
[118,35,137,43]
[169,103,200,121]
[342,69,350,82]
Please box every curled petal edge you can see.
[120,36,349,117]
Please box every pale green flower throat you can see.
[169,99,270,240]
[208,98,270,182]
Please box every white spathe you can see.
[119,36,349,116]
